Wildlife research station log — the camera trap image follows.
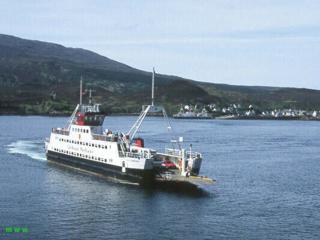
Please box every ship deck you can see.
[154,169,215,193]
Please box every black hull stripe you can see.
[46,150,155,184]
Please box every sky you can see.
[0,0,320,89]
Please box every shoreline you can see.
[1,113,320,121]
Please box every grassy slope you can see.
[1,34,320,115]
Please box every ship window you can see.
[98,145,101,148]
[86,143,88,146]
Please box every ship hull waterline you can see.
[46,151,210,193]
[46,150,155,186]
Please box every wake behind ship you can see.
[45,72,213,188]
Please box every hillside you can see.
[1,34,320,115]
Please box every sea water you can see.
[0,116,320,239]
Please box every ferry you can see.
[173,105,211,119]
[45,70,212,187]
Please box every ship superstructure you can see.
[45,71,208,186]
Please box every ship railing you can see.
[119,151,144,159]
[52,128,69,135]
[92,134,118,142]
[165,148,182,157]
[186,151,202,159]
[165,148,202,159]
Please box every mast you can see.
[89,89,92,105]
[80,76,83,105]
[151,67,155,106]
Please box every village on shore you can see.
[173,104,320,120]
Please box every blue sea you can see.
[1,116,320,239]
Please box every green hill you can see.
[0,34,319,115]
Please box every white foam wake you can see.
[7,140,46,161]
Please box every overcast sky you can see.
[1,0,320,89]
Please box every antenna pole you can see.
[89,89,92,105]
[151,67,155,106]
[80,76,83,105]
